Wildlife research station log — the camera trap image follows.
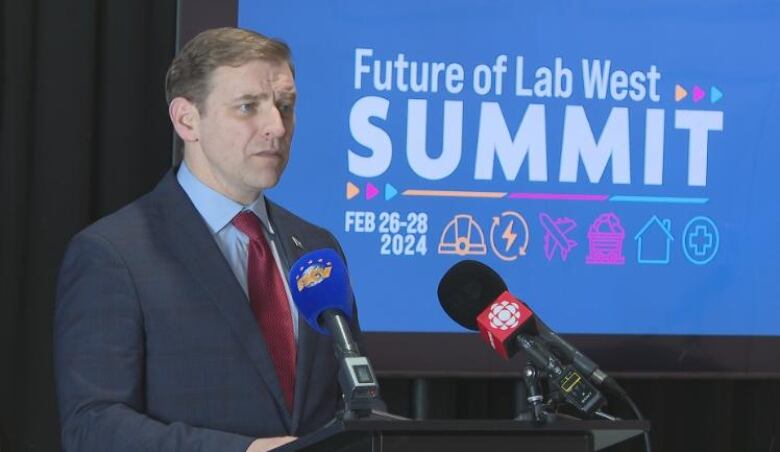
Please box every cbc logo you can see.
[488,300,522,331]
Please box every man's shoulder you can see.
[75,172,176,248]
[57,186,168,286]
[84,190,160,239]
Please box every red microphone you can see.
[475,290,536,359]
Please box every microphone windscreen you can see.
[288,248,353,335]
[437,260,508,331]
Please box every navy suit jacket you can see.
[54,170,352,451]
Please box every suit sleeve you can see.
[54,231,255,452]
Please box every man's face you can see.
[185,59,296,204]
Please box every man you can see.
[54,28,355,451]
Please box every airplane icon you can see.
[539,213,577,261]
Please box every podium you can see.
[277,419,649,452]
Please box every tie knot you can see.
[232,210,265,242]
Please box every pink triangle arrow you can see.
[692,85,706,102]
[365,182,380,200]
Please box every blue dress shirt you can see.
[177,162,299,339]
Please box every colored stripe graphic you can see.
[610,195,708,204]
[402,189,506,198]
[400,190,706,204]
[508,193,608,201]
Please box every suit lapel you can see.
[153,171,292,428]
[266,201,321,433]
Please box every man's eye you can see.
[278,104,294,115]
[238,103,256,114]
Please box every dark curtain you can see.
[0,0,176,450]
[0,1,778,451]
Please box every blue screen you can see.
[239,0,780,335]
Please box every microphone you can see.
[437,260,608,414]
[475,290,536,360]
[437,260,612,382]
[288,249,379,413]
[437,260,536,359]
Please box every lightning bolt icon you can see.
[502,220,517,252]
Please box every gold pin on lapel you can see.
[291,235,303,249]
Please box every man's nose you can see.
[262,107,286,139]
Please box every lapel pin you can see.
[292,235,303,249]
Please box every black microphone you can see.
[438,260,612,382]
[437,260,618,402]
[438,260,538,359]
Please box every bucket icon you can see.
[586,213,625,265]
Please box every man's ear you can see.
[169,97,200,143]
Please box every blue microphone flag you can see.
[288,248,353,335]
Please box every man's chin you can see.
[247,173,283,192]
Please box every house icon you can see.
[634,216,674,264]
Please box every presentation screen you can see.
[179,0,780,375]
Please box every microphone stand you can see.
[323,313,407,422]
[523,364,546,422]
[514,362,558,424]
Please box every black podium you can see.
[276,419,649,452]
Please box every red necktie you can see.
[232,210,296,412]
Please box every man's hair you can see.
[164,27,293,112]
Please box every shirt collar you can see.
[176,162,274,235]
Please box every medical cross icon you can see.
[682,216,720,265]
